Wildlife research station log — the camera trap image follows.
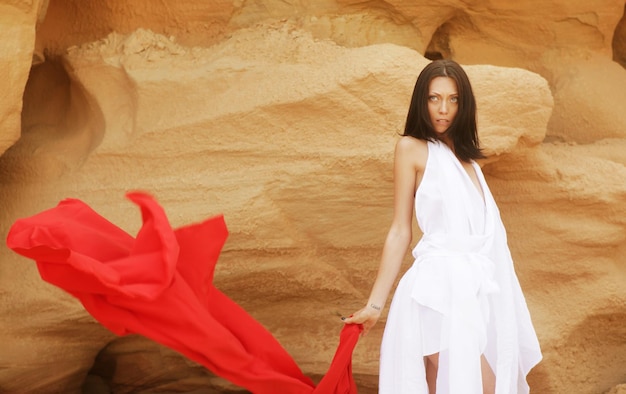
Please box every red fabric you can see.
[7,192,362,394]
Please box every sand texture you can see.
[0,1,625,393]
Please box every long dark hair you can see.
[403,59,484,161]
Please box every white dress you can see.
[379,140,542,394]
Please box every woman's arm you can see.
[343,136,426,335]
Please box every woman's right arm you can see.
[343,137,426,335]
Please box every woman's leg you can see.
[481,354,495,394]
[424,353,493,394]
[424,353,496,394]
[424,353,439,394]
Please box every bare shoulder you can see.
[395,136,428,171]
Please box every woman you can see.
[343,60,542,394]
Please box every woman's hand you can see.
[342,304,382,336]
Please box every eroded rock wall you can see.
[0,1,625,393]
[0,1,47,155]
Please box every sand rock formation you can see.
[0,1,625,393]
[0,1,46,155]
[607,384,626,394]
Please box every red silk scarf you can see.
[7,192,361,394]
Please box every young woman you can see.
[343,60,542,394]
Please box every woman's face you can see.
[427,76,459,136]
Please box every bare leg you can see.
[424,353,439,394]
[481,354,495,394]
[424,353,493,394]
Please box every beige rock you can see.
[546,56,626,143]
[37,0,234,50]
[607,384,626,394]
[0,1,43,156]
[0,1,625,394]
[483,144,626,393]
[615,4,626,68]
[466,65,552,156]
[87,335,241,394]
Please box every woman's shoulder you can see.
[395,135,428,170]
[396,135,429,153]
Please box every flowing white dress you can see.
[379,140,542,394]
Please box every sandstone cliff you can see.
[0,1,625,393]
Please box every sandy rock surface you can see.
[0,1,46,156]
[0,1,625,393]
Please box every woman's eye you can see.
[428,96,439,102]
[450,96,458,103]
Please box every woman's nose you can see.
[439,101,448,114]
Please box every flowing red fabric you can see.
[6,192,362,394]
